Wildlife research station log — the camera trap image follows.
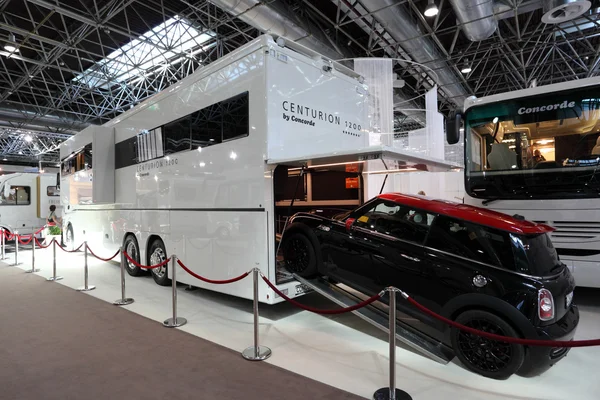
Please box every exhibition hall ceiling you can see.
[0,0,598,162]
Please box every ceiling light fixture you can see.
[461,59,472,74]
[424,0,439,17]
[24,135,33,142]
[492,117,499,124]
[4,33,19,53]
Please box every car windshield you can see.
[511,232,562,276]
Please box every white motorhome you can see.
[60,34,454,304]
[446,76,600,287]
[0,172,61,236]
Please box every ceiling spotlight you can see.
[461,59,472,74]
[24,135,33,142]
[424,0,439,17]
[4,33,19,53]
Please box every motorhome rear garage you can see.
[1,2,599,400]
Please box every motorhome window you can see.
[1,185,31,205]
[221,92,249,142]
[191,103,222,148]
[61,144,92,177]
[465,86,600,199]
[163,117,192,155]
[47,186,59,196]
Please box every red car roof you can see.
[377,193,554,235]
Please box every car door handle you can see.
[400,254,420,262]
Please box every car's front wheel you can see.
[451,309,525,380]
[282,232,317,277]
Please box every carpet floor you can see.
[0,266,364,400]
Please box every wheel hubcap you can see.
[284,238,309,273]
[126,242,138,270]
[150,247,167,278]
[457,319,512,373]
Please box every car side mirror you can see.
[446,110,463,145]
[345,218,356,233]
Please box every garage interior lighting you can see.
[364,168,418,174]
[288,161,365,171]
[73,16,215,89]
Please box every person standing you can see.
[46,205,65,247]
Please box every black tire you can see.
[451,309,525,380]
[281,232,318,277]
[123,234,145,277]
[148,238,170,286]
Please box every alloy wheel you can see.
[456,318,513,373]
[285,237,310,273]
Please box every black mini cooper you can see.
[281,193,579,379]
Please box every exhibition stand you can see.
[3,227,600,400]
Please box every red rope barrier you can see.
[262,275,383,315]
[34,237,54,249]
[34,226,45,235]
[86,245,121,262]
[405,296,600,348]
[123,250,170,269]
[17,235,33,245]
[177,259,250,284]
[57,242,84,253]
[3,231,15,241]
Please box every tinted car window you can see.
[426,216,515,269]
[354,200,433,243]
[511,233,562,276]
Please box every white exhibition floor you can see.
[3,244,600,400]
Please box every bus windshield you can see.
[465,85,600,200]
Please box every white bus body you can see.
[60,35,454,304]
[458,76,600,287]
[0,172,61,235]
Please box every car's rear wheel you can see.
[451,309,525,380]
[282,232,317,277]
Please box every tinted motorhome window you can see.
[191,103,222,148]
[1,185,31,205]
[163,116,192,154]
[222,92,249,142]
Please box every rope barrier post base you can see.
[25,233,40,273]
[47,239,63,281]
[242,267,272,361]
[113,247,134,306]
[163,255,186,328]
[77,242,95,292]
[10,231,21,266]
[373,288,412,400]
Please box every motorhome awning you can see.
[266,145,461,173]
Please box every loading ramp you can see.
[292,273,454,365]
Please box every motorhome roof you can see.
[463,76,600,112]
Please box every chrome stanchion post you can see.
[47,239,63,281]
[114,247,134,305]
[373,288,412,400]
[10,231,21,266]
[26,234,40,273]
[163,255,186,327]
[0,229,6,260]
[242,266,272,361]
[77,242,95,291]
